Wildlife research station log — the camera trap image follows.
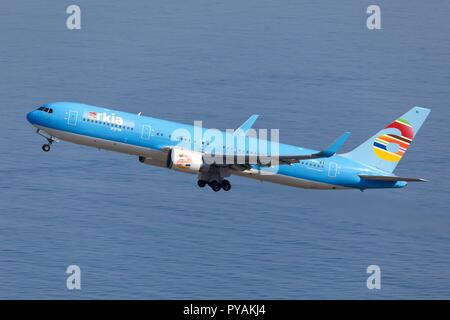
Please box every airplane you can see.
[26,102,430,192]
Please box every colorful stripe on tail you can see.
[373,118,414,162]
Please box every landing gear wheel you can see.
[36,130,55,151]
[221,179,231,191]
[197,180,207,188]
[209,181,221,192]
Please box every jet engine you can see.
[166,148,206,173]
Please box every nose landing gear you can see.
[36,129,57,152]
[42,144,51,152]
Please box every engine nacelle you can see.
[138,154,167,168]
[167,148,205,173]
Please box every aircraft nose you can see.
[27,110,39,124]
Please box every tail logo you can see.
[373,118,414,162]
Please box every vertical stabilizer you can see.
[344,107,431,173]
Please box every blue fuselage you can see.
[26,102,407,190]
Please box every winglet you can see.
[318,132,351,157]
[235,114,259,136]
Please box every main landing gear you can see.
[197,179,232,192]
[221,180,231,191]
[36,129,56,152]
[197,167,231,192]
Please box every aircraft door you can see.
[67,110,78,126]
[328,162,337,178]
[141,125,151,140]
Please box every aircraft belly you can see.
[35,126,166,164]
[234,169,349,190]
[35,126,349,189]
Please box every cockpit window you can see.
[37,106,53,113]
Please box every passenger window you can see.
[44,108,49,112]
[49,109,53,113]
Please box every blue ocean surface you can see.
[0,0,449,299]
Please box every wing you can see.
[235,114,259,136]
[203,131,351,166]
[277,131,351,164]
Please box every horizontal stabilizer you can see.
[358,175,428,182]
